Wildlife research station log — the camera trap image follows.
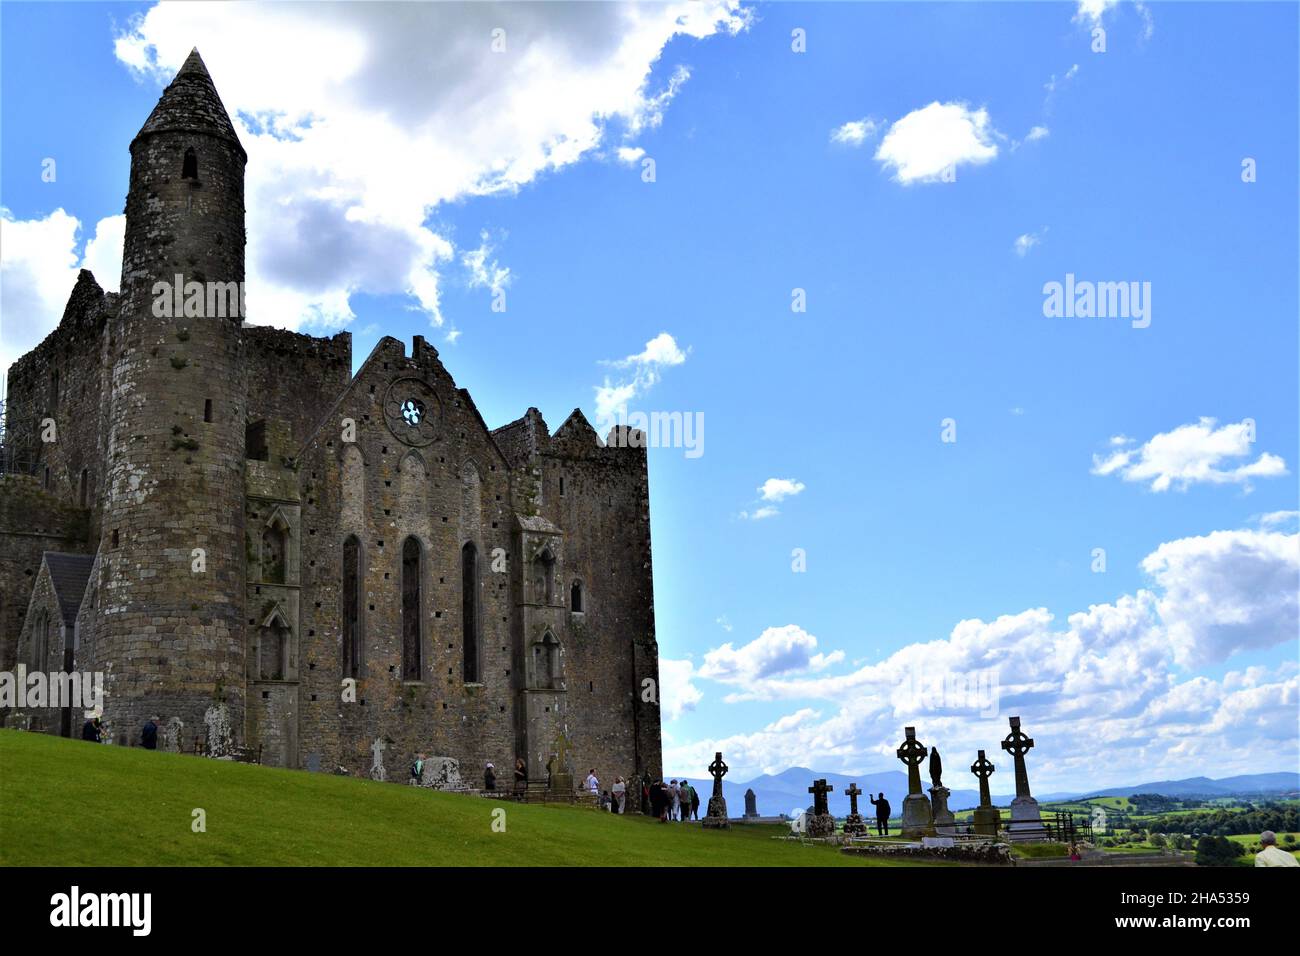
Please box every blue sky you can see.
[2,1,1297,791]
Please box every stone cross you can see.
[970,749,995,808]
[845,782,863,816]
[369,737,387,781]
[896,726,928,796]
[1000,716,1035,799]
[708,751,728,798]
[807,778,834,816]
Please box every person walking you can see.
[612,776,626,814]
[870,792,891,836]
[1256,831,1299,867]
[410,753,425,786]
[141,716,158,750]
[514,756,528,792]
[484,761,497,791]
[81,716,102,743]
[679,779,694,821]
[668,779,681,821]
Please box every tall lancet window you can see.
[342,536,363,679]
[182,147,198,180]
[461,542,480,682]
[401,537,422,680]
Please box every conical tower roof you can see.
[132,48,245,158]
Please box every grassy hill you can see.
[0,731,910,867]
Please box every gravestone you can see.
[162,716,184,753]
[969,749,1000,836]
[1000,716,1042,840]
[896,726,936,839]
[702,751,730,828]
[805,778,836,838]
[928,746,956,835]
[368,736,387,782]
[419,756,465,791]
[842,782,868,836]
[203,703,231,757]
[743,788,759,819]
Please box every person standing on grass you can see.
[484,762,496,791]
[679,780,694,821]
[586,768,599,795]
[81,716,102,743]
[1256,831,1299,867]
[141,716,158,750]
[870,793,891,836]
[612,776,626,814]
[514,756,528,791]
[410,753,425,786]
[691,783,701,821]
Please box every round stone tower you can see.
[97,49,249,748]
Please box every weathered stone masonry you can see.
[0,50,663,788]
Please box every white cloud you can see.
[1074,1,1153,41]
[1142,529,1299,667]
[758,477,805,502]
[715,615,733,633]
[1013,229,1045,257]
[460,230,512,297]
[667,524,1299,786]
[874,101,999,184]
[616,145,646,164]
[738,506,779,521]
[1024,125,1050,144]
[592,331,689,426]
[1258,510,1299,529]
[1092,418,1288,492]
[1044,64,1079,95]
[106,1,749,337]
[699,625,845,687]
[659,658,703,721]
[0,209,124,377]
[830,116,885,146]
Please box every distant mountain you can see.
[1075,772,1300,799]
[664,767,1300,817]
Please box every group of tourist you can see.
[644,778,699,822]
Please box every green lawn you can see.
[0,730,914,867]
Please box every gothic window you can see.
[31,612,48,670]
[400,398,425,426]
[204,399,213,423]
[342,536,363,679]
[570,580,583,614]
[341,444,365,532]
[401,537,422,680]
[182,147,198,180]
[531,632,562,690]
[260,622,288,681]
[461,542,480,683]
[262,521,287,584]
[533,547,555,605]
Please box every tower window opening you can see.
[204,399,213,423]
[79,469,89,508]
[182,148,198,180]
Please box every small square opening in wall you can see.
[384,572,390,580]
[500,705,506,713]
[491,522,498,529]
[442,702,448,709]
[369,604,375,612]
[112,530,120,548]
[545,706,550,713]
[441,516,447,522]
[439,577,444,584]
[311,694,317,701]
[389,665,396,673]
[308,630,315,637]
[434,611,441,618]
[382,446,388,454]
[262,691,270,699]
[315,602,321,609]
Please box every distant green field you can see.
[0,731,915,867]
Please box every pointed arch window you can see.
[79,469,89,508]
[342,535,364,679]
[570,579,583,614]
[261,517,288,584]
[182,147,198,180]
[462,542,480,682]
[401,537,423,680]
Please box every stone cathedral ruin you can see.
[0,50,663,790]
